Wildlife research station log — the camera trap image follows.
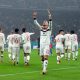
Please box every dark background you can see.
[0,0,80,41]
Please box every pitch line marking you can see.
[0,67,79,77]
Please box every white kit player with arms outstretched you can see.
[12,28,21,65]
[70,30,78,60]
[21,28,34,65]
[64,32,72,60]
[7,31,14,60]
[0,28,6,62]
[33,9,52,75]
[54,30,64,64]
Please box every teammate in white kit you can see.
[0,28,5,62]
[7,31,14,60]
[12,28,21,65]
[33,9,52,74]
[54,30,64,64]
[70,30,78,60]
[64,32,72,60]
[21,28,34,65]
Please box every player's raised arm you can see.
[48,9,52,31]
[32,11,41,29]
[29,32,35,35]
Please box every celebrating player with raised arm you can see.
[33,9,52,75]
[0,28,6,62]
[12,28,21,66]
[54,30,64,64]
[21,28,34,65]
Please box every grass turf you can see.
[0,49,80,80]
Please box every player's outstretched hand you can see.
[32,11,37,19]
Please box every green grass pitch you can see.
[0,49,80,80]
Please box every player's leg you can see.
[23,52,31,66]
[41,55,44,66]
[57,52,61,64]
[42,46,50,74]
[25,53,30,65]
[65,49,68,59]
[72,45,75,60]
[8,46,12,60]
[40,44,44,67]
[67,46,71,60]
[24,45,31,65]
[65,45,68,59]
[75,44,78,60]
[11,47,13,60]
[23,45,27,64]
[16,47,20,64]
[23,45,28,65]
[26,46,31,65]
[42,55,48,74]
[60,46,64,58]
[12,47,16,65]
[24,53,27,65]
[0,45,4,62]
[56,47,61,64]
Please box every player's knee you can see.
[41,58,44,61]
[41,56,44,61]
[27,53,30,55]
[24,53,29,56]
[1,51,3,53]
[57,53,60,56]
[44,57,48,60]
[24,53,26,56]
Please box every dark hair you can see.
[59,30,64,33]
[70,30,75,34]
[15,28,19,33]
[22,28,26,32]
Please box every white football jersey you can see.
[34,19,52,45]
[21,32,34,44]
[64,33,71,45]
[7,34,14,47]
[0,32,5,45]
[55,34,64,46]
[71,34,78,44]
[12,34,21,47]
[40,29,51,44]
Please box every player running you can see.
[54,30,64,64]
[64,32,72,60]
[7,31,14,60]
[21,28,34,65]
[70,30,78,60]
[12,28,21,65]
[0,28,6,62]
[33,9,52,74]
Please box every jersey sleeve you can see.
[34,18,42,29]
[48,19,52,31]
[29,33,35,35]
